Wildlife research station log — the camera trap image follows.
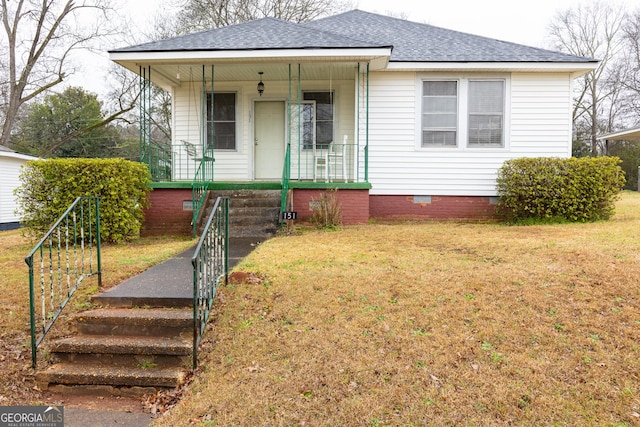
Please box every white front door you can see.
[254,101,285,180]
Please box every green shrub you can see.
[15,158,152,242]
[496,157,625,223]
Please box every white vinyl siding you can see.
[509,73,573,156]
[173,83,247,181]
[0,155,32,225]
[366,71,573,196]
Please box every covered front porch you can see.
[136,61,378,187]
[110,31,389,229]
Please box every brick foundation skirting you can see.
[369,195,498,221]
[291,189,370,225]
[142,189,193,237]
[141,189,499,235]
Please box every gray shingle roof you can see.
[306,10,594,63]
[112,9,596,64]
[112,16,387,53]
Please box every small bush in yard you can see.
[310,189,342,229]
[15,158,151,243]
[496,156,625,223]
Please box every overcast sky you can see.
[353,0,582,47]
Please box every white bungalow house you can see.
[0,146,37,230]
[109,10,598,233]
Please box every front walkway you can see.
[93,237,263,307]
[62,236,264,427]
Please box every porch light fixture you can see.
[257,72,264,96]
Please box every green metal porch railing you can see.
[25,197,101,368]
[191,196,229,369]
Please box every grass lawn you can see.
[152,192,640,426]
[0,230,195,405]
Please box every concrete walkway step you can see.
[37,363,188,388]
[72,308,192,337]
[50,335,192,356]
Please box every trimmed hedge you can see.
[496,157,625,223]
[15,158,152,243]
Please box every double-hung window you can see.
[302,91,334,150]
[206,92,236,150]
[421,78,505,148]
[467,81,504,147]
[421,81,458,146]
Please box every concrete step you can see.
[211,189,281,199]
[229,206,280,217]
[199,190,281,238]
[91,295,192,309]
[230,225,279,238]
[72,308,192,337]
[50,335,191,356]
[36,305,194,392]
[36,363,188,389]
[51,351,188,368]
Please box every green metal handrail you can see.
[191,196,229,369]
[191,154,214,237]
[280,142,292,221]
[25,197,101,368]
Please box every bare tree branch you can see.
[0,0,119,147]
[175,0,352,33]
[548,0,626,155]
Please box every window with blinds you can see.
[421,81,458,147]
[468,80,504,147]
[419,77,506,149]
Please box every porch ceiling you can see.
[128,62,364,91]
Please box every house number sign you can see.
[282,211,297,220]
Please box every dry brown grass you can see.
[155,192,640,426]
[0,230,195,405]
